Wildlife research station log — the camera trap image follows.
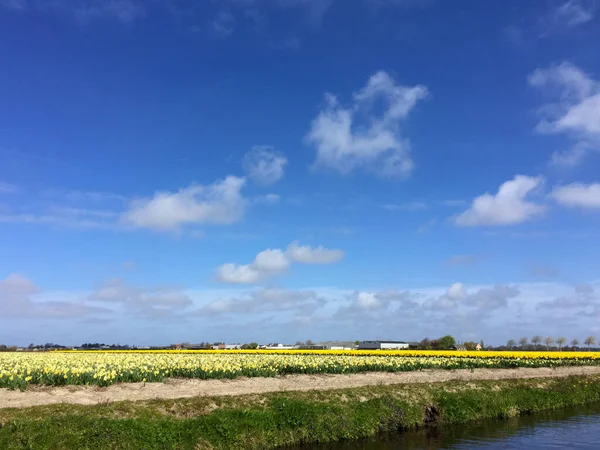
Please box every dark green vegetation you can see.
[2,376,600,449]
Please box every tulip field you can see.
[1,350,600,390]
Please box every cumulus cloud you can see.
[425,283,519,315]
[286,241,345,264]
[538,283,596,310]
[336,290,417,319]
[529,62,600,165]
[121,176,247,231]
[550,182,600,209]
[243,146,287,185]
[454,175,545,226]
[305,71,428,178]
[216,242,345,284]
[446,282,467,300]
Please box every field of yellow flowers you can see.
[1,350,599,390]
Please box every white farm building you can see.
[357,341,409,350]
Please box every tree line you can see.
[506,336,597,351]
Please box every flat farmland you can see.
[2,350,600,390]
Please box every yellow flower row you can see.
[1,350,599,389]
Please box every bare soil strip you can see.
[3,366,600,409]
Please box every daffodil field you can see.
[1,350,600,390]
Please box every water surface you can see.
[293,403,600,449]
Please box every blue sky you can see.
[1,0,599,346]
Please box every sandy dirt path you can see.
[3,366,600,409]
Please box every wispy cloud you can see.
[211,10,235,38]
[553,0,594,28]
[242,146,287,185]
[529,62,600,166]
[305,71,428,178]
[1,0,146,23]
[0,274,111,318]
[444,254,478,267]
[0,182,18,194]
[383,201,427,212]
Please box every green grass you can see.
[1,376,600,449]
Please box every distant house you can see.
[212,344,241,350]
[454,345,467,351]
[320,341,356,350]
[476,343,482,351]
[357,341,409,350]
[264,343,295,350]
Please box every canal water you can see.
[292,403,600,449]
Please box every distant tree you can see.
[464,341,477,351]
[354,340,360,346]
[248,342,258,349]
[507,339,516,349]
[544,336,554,351]
[519,337,528,349]
[305,339,314,346]
[438,335,456,350]
[532,335,542,350]
[479,340,485,350]
[556,337,566,351]
[419,338,432,350]
[295,341,304,346]
[28,343,35,350]
[571,338,580,350]
[584,336,596,350]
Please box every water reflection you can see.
[292,403,600,449]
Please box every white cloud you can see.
[286,241,345,264]
[529,62,600,165]
[550,182,600,209]
[87,278,193,318]
[217,249,291,284]
[216,242,344,284]
[356,292,381,310]
[454,175,546,226]
[305,71,428,177]
[199,287,323,315]
[243,146,287,185]
[0,212,116,229]
[121,176,246,231]
[0,182,17,194]
[446,282,467,300]
[0,274,110,318]
[425,283,519,314]
[554,1,594,27]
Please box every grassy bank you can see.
[2,375,600,449]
